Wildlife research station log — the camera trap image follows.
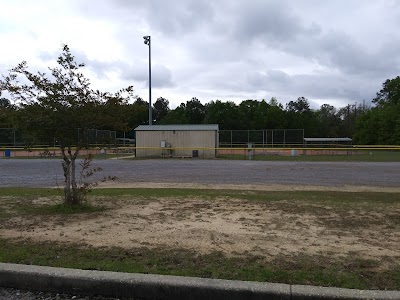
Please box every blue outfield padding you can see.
[4,149,11,157]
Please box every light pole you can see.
[143,35,152,125]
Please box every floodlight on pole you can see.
[143,35,152,125]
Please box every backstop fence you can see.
[2,127,399,159]
[219,129,305,148]
[0,128,117,148]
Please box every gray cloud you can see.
[120,63,174,88]
[232,1,311,43]
[129,0,214,36]
[246,68,378,106]
[22,0,400,108]
[151,64,175,88]
[300,31,400,77]
[39,48,174,89]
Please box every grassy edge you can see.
[1,188,399,218]
[1,187,400,201]
[0,238,399,290]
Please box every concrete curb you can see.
[0,263,399,300]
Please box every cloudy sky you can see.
[1,0,400,109]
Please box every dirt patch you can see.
[97,181,400,193]
[1,195,399,266]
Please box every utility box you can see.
[160,140,166,148]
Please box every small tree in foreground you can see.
[0,45,135,205]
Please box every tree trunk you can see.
[61,146,80,205]
[70,148,80,204]
[61,146,71,203]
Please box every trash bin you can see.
[4,149,11,157]
[291,149,297,156]
[100,148,106,159]
[192,150,199,158]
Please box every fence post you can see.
[272,130,274,148]
[283,129,286,147]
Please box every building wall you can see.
[136,130,218,157]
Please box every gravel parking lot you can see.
[0,159,399,188]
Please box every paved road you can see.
[0,159,399,188]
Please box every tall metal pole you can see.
[143,36,152,125]
[148,37,152,125]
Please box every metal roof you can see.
[304,138,352,142]
[135,124,219,131]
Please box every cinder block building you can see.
[135,124,219,158]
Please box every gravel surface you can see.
[0,159,399,188]
[0,287,136,300]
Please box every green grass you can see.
[66,188,400,208]
[1,188,399,212]
[218,150,400,162]
[0,187,60,197]
[0,188,104,218]
[0,201,105,219]
[0,238,399,290]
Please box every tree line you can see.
[1,94,364,140]
[150,96,366,139]
[1,55,399,146]
[128,77,399,145]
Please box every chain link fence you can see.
[0,128,117,148]
[219,129,305,148]
[0,128,119,158]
